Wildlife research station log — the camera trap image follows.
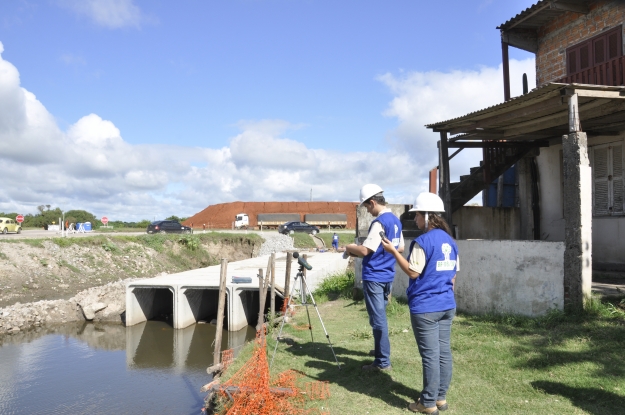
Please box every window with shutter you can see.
[566,25,623,76]
[591,142,625,216]
[613,144,624,214]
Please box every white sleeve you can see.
[362,222,383,252]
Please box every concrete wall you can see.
[355,239,564,317]
[356,203,407,239]
[452,206,521,240]
[455,240,564,316]
[537,136,625,269]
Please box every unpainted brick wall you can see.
[536,0,625,85]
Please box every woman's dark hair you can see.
[420,212,453,237]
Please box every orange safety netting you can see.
[213,330,329,415]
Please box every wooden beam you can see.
[439,132,452,226]
[569,93,581,132]
[551,1,590,14]
[502,40,511,101]
[564,88,625,99]
[448,141,549,148]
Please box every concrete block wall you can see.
[536,0,625,85]
[354,239,564,317]
[452,206,521,240]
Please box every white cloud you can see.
[378,58,536,184]
[0,40,536,220]
[57,0,154,29]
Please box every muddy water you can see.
[0,321,256,414]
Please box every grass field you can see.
[219,273,625,415]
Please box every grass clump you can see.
[312,271,354,302]
[291,232,317,249]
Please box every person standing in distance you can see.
[345,184,403,371]
[381,192,458,414]
[332,232,339,251]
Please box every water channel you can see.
[0,321,256,414]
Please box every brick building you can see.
[425,0,625,310]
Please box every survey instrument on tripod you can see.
[270,254,341,370]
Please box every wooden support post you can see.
[439,131,453,226]
[257,268,265,330]
[429,167,438,194]
[569,93,581,132]
[284,252,292,301]
[265,256,272,290]
[497,175,504,207]
[270,253,276,317]
[502,40,511,101]
[213,258,228,366]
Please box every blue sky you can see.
[0,0,536,220]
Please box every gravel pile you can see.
[258,233,295,255]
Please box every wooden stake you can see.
[257,268,266,330]
[270,253,276,316]
[284,252,292,301]
[213,258,228,367]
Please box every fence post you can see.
[213,259,228,366]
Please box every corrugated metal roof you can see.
[426,83,625,133]
[497,0,590,31]
[425,83,564,129]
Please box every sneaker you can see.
[408,401,439,414]
[361,363,392,371]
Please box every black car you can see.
[278,221,320,235]
[146,220,193,234]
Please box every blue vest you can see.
[362,211,402,283]
[406,229,458,314]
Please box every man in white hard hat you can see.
[345,184,404,371]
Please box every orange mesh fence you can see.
[221,349,234,371]
[305,381,330,400]
[212,331,330,415]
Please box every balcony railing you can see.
[557,55,625,86]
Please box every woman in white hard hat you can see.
[381,192,458,414]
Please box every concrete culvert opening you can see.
[183,289,229,328]
[128,287,174,325]
[238,290,285,327]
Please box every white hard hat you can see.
[410,192,445,212]
[359,184,384,206]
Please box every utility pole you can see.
[310,188,312,202]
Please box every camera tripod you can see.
[270,264,341,369]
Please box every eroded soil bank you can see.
[0,233,263,336]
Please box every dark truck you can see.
[304,213,348,229]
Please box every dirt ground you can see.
[183,201,359,229]
[0,236,260,309]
